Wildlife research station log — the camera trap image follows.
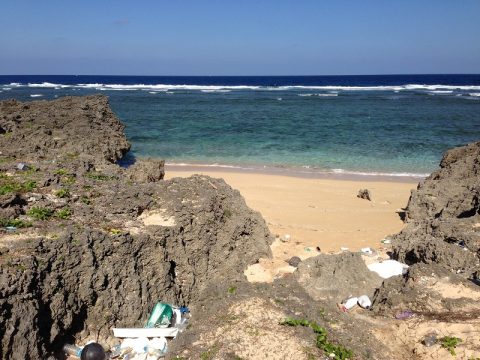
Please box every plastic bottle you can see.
[146,302,173,328]
[63,344,82,358]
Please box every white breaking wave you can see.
[428,90,453,94]
[298,93,338,97]
[2,87,12,90]
[30,94,44,97]
[469,92,480,97]
[331,168,428,178]
[200,89,231,93]
[2,82,480,92]
[27,82,71,88]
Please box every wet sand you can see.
[165,166,418,282]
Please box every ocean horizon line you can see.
[1,73,480,77]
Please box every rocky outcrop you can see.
[295,252,383,302]
[0,95,130,163]
[0,96,273,359]
[392,142,480,279]
[373,263,480,316]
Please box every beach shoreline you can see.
[165,167,418,281]
[164,163,425,183]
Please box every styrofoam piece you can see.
[357,295,372,309]
[367,260,409,279]
[112,327,179,338]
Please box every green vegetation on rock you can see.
[0,218,32,228]
[0,175,36,195]
[56,208,72,220]
[280,317,353,360]
[27,207,54,221]
[55,188,70,198]
[440,336,461,356]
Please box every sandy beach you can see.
[165,166,418,282]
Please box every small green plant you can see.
[27,207,54,221]
[0,218,32,228]
[55,188,70,198]
[56,208,72,220]
[80,196,91,205]
[0,177,36,195]
[61,175,76,185]
[200,344,219,360]
[280,318,353,360]
[23,180,36,191]
[86,171,113,181]
[223,209,232,218]
[440,336,461,356]
[109,228,122,235]
[227,285,237,294]
[54,168,68,175]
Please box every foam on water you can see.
[30,94,43,97]
[4,82,479,93]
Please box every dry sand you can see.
[165,167,417,282]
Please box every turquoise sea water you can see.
[1,75,479,177]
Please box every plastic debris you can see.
[340,297,358,312]
[146,302,173,328]
[340,247,349,252]
[63,344,83,357]
[367,260,409,279]
[281,234,291,242]
[381,238,392,244]
[422,333,438,347]
[360,247,374,256]
[17,163,30,171]
[395,310,415,320]
[5,226,16,232]
[357,295,372,309]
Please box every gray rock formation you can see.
[392,141,480,279]
[295,252,383,302]
[0,96,273,359]
[0,95,130,163]
[373,263,480,316]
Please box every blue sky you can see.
[1,0,479,75]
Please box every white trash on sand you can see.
[367,260,409,279]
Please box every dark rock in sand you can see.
[295,252,383,301]
[357,188,372,201]
[392,141,480,279]
[287,256,302,267]
[0,95,130,163]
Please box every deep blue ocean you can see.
[1,75,479,177]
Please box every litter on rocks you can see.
[395,310,415,320]
[63,342,106,359]
[422,333,438,347]
[340,247,349,252]
[16,162,30,171]
[339,295,372,312]
[109,301,190,359]
[381,238,392,244]
[357,295,372,309]
[281,234,291,242]
[360,247,374,256]
[340,297,358,312]
[367,260,409,279]
[65,302,189,360]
